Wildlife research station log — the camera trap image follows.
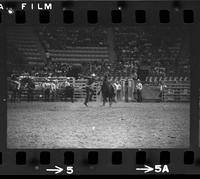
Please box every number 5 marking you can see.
[66,166,74,174]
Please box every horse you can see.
[56,81,74,102]
[42,82,51,102]
[20,77,35,102]
[99,76,115,106]
[42,82,58,102]
[64,85,74,103]
[7,79,21,103]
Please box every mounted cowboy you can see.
[7,75,21,103]
[98,74,115,106]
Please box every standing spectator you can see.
[132,72,138,80]
[64,78,71,87]
[64,78,74,102]
[125,79,129,102]
[27,81,35,102]
[43,79,51,102]
[114,81,122,101]
[159,81,167,102]
[136,79,143,102]
[51,82,57,102]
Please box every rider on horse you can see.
[99,74,115,106]
[8,75,21,102]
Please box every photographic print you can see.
[6,25,190,148]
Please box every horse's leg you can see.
[102,96,106,106]
[103,100,105,106]
[109,97,112,107]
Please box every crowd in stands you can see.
[9,60,138,80]
[36,26,108,51]
[113,27,190,77]
[8,26,190,80]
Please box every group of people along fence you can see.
[8,73,190,104]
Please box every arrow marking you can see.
[136,165,154,173]
[46,166,63,174]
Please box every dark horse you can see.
[20,77,35,102]
[7,79,21,102]
[99,75,115,106]
[64,85,74,102]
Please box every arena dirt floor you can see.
[7,101,190,148]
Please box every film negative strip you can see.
[0,0,199,175]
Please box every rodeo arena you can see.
[7,26,190,148]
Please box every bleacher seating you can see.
[7,26,190,82]
[113,26,190,78]
[36,26,109,62]
[7,27,45,65]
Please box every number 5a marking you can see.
[155,165,169,173]
[66,166,74,174]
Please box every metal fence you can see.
[163,81,190,102]
[8,77,191,102]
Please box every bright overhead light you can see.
[7,8,14,14]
